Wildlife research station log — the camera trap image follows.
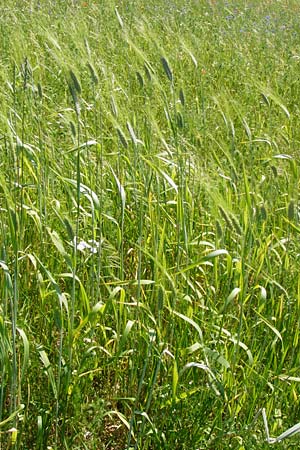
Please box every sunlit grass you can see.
[0,0,300,448]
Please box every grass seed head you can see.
[69,69,82,94]
[161,56,173,83]
[179,87,185,106]
[288,200,295,221]
[117,128,128,148]
[87,62,99,85]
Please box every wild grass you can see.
[0,0,300,448]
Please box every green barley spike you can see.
[230,213,242,235]
[70,121,76,138]
[270,165,278,177]
[68,82,80,116]
[218,205,234,231]
[260,205,267,221]
[288,200,295,221]
[179,87,185,106]
[176,111,183,129]
[84,37,91,58]
[110,95,118,118]
[144,63,152,81]
[216,220,223,238]
[136,71,144,88]
[63,218,74,241]
[261,92,270,107]
[161,56,173,82]
[69,69,81,94]
[87,62,99,85]
[117,128,128,149]
[37,82,43,99]
[126,121,138,146]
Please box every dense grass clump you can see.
[1,0,300,448]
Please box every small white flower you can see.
[73,238,99,254]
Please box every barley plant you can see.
[1,0,300,448]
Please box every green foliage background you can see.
[0,0,300,448]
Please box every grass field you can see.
[1,0,300,448]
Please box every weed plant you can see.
[0,0,300,448]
